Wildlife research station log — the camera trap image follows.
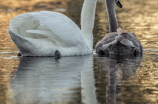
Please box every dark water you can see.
[0,0,158,104]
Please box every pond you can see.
[0,0,158,104]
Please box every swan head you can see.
[115,0,122,8]
[95,28,143,56]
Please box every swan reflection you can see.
[94,55,142,104]
[10,55,97,104]
[10,54,143,104]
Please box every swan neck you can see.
[106,0,118,32]
[81,0,97,49]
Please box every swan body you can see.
[96,28,143,55]
[8,0,97,56]
[95,0,143,56]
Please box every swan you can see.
[95,0,143,56]
[8,0,97,57]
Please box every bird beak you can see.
[115,0,123,8]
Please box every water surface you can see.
[0,0,158,104]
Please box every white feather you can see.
[8,0,97,56]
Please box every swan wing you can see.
[97,32,140,51]
[115,34,138,48]
[29,11,87,47]
[26,29,62,46]
[9,11,88,47]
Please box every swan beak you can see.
[115,0,123,8]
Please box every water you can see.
[10,56,96,104]
[0,0,158,103]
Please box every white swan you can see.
[95,0,143,56]
[8,0,97,57]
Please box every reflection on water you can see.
[94,55,143,104]
[0,0,158,103]
[10,55,97,104]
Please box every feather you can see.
[120,38,136,48]
[8,11,92,56]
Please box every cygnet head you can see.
[95,28,143,56]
